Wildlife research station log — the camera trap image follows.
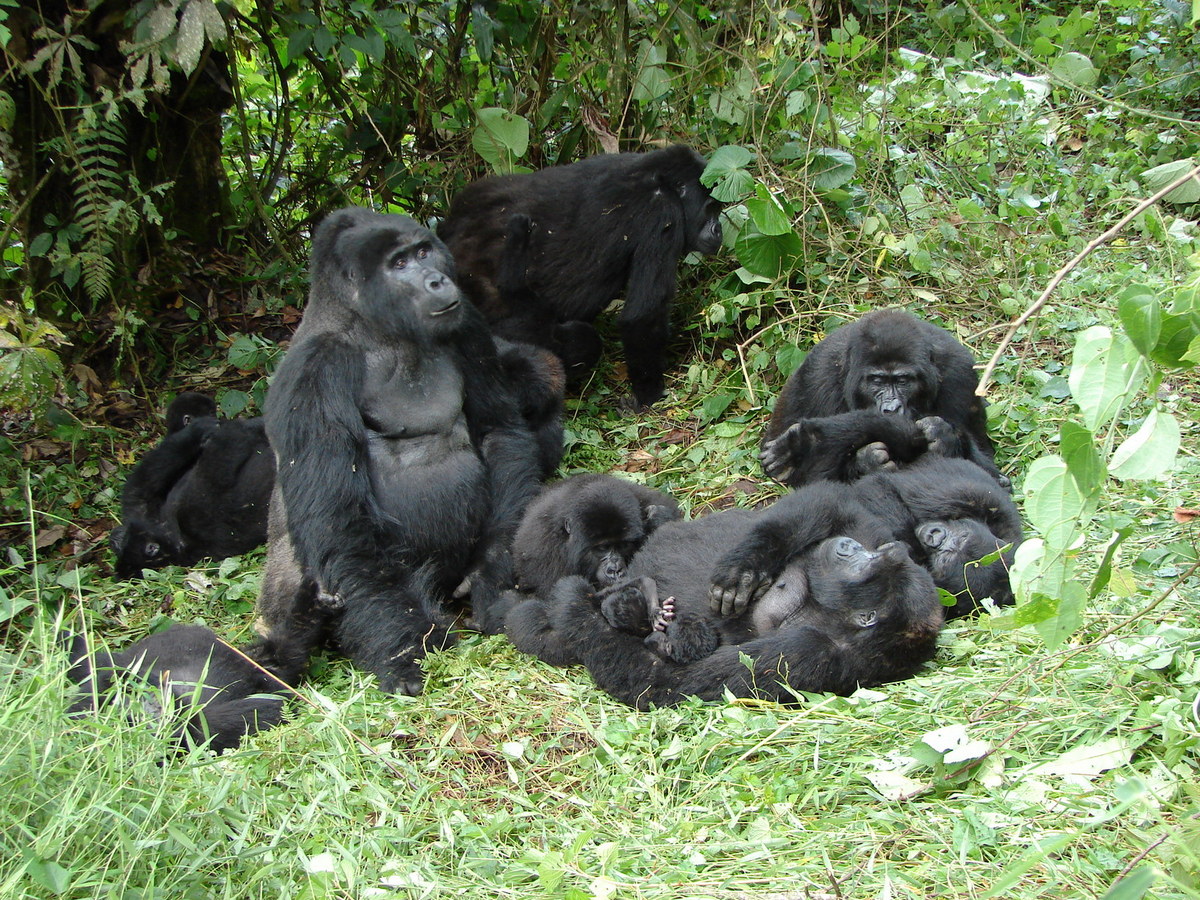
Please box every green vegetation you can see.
[2,0,1199,897]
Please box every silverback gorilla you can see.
[760,309,1003,487]
[438,146,723,408]
[253,208,543,695]
[111,392,274,578]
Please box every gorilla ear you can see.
[562,518,573,537]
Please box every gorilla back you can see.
[439,145,723,407]
[255,207,541,695]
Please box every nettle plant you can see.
[1014,265,1200,646]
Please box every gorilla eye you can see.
[416,246,430,260]
[391,256,408,270]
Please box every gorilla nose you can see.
[918,523,947,547]
[601,559,626,584]
[425,272,449,292]
[878,397,904,414]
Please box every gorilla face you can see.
[916,518,1015,613]
[353,227,464,339]
[855,363,932,416]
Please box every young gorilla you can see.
[505,513,943,708]
[254,207,543,696]
[111,393,275,578]
[514,474,682,595]
[494,335,566,479]
[761,309,1003,487]
[474,474,681,634]
[438,146,724,408]
[64,591,323,753]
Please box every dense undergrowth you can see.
[2,1,1200,898]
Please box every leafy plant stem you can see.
[977,163,1200,394]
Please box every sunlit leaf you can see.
[1109,408,1180,480]
[1067,326,1147,432]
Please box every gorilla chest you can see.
[360,350,485,511]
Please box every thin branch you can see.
[977,163,1200,396]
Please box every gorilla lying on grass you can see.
[502,455,1020,707]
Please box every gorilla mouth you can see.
[429,298,462,316]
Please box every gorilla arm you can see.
[265,333,398,602]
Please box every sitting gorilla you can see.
[254,207,543,696]
[761,309,1003,487]
[64,589,322,752]
[438,146,724,408]
[111,393,275,578]
[504,519,943,708]
[494,336,566,479]
[710,455,1022,620]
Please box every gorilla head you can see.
[916,518,1017,617]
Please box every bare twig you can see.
[977,163,1200,396]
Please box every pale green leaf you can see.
[745,185,792,236]
[1023,454,1096,548]
[1109,408,1180,480]
[1141,159,1200,204]
[1050,52,1098,88]
[1067,326,1147,431]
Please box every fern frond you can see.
[71,117,126,302]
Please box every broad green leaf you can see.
[1109,407,1180,480]
[1184,332,1200,365]
[632,42,669,102]
[472,108,529,173]
[1050,52,1099,88]
[1033,579,1085,648]
[1151,311,1200,367]
[218,389,249,418]
[1087,525,1135,600]
[1067,326,1147,432]
[1023,454,1096,548]
[1117,285,1161,358]
[701,146,754,203]
[1059,422,1103,493]
[1026,735,1134,781]
[1141,159,1200,203]
[733,228,803,279]
[745,185,792,236]
[806,148,856,192]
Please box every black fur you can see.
[253,207,543,695]
[111,394,274,578]
[710,455,1022,620]
[504,514,943,708]
[64,611,318,753]
[438,146,723,407]
[761,310,1002,487]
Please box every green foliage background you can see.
[1,0,1200,898]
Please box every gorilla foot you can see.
[599,577,659,635]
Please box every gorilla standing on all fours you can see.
[111,392,275,578]
[438,145,724,408]
[760,309,1004,487]
[253,207,543,695]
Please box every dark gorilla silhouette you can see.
[513,474,682,595]
[473,474,681,635]
[253,207,543,695]
[111,393,274,578]
[494,336,566,478]
[710,455,1021,620]
[438,146,724,407]
[64,585,324,752]
[761,309,1002,487]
